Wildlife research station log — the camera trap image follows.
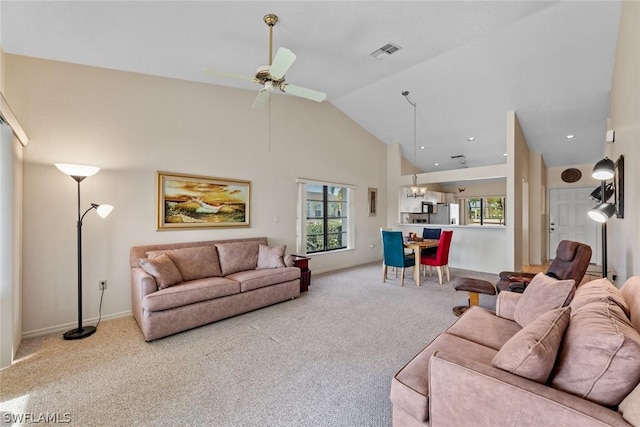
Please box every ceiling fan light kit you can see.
[204,13,326,109]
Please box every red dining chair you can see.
[420,230,453,285]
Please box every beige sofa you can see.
[391,274,640,427]
[130,237,300,341]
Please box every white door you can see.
[549,187,598,264]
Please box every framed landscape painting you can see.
[157,171,251,229]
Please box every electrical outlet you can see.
[99,280,107,291]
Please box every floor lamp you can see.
[56,163,113,340]
[588,157,616,279]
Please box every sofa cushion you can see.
[138,254,183,290]
[147,246,222,281]
[514,272,575,327]
[619,382,640,426]
[226,267,300,292]
[550,300,640,406]
[446,306,522,351]
[215,241,261,276]
[391,333,498,422]
[571,277,630,317]
[256,244,286,269]
[621,276,640,331]
[142,277,240,312]
[492,306,571,383]
[495,291,522,321]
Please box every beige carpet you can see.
[0,262,497,426]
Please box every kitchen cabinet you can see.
[398,189,423,212]
[425,191,444,204]
[399,189,450,212]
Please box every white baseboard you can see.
[22,310,132,339]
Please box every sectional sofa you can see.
[130,237,300,341]
[391,274,640,426]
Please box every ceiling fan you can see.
[203,14,326,109]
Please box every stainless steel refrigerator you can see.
[430,203,459,225]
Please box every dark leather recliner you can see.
[496,240,592,293]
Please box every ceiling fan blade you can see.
[202,68,255,82]
[269,47,297,79]
[252,88,271,109]
[281,83,326,102]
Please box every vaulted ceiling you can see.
[1,1,621,173]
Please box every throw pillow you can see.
[570,277,630,317]
[147,246,222,281]
[256,244,286,269]
[514,272,575,327]
[215,241,261,276]
[138,253,183,290]
[550,301,640,407]
[284,254,295,268]
[492,307,571,383]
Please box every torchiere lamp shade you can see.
[55,163,100,179]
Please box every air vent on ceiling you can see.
[369,42,402,59]
[451,154,467,168]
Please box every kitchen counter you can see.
[393,223,508,273]
[397,223,506,229]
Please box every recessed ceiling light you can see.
[566,134,575,140]
[502,153,508,157]
[420,146,426,150]
[467,137,475,142]
[434,163,439,166]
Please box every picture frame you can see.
[157,171,250,230]
[615,155,624,218]
[368,187,377,217]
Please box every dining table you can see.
[404,239,440,286]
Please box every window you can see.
[297,179,354,254]
[465,197,505,226]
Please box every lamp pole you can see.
[64,175,96,340]
[590,156,615,279]
[56,163,112,340]
[600,179,607,279]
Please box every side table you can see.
[291,255,311,292]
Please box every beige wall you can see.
[528,152,546,264]
[400,156,423,176]
[506,111,529,270]
[7,55,388,336]
[608,1,640,284]
[440,182,506,198]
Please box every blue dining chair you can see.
[422,227,442,240]
[422,228,441,256]
[381,230,415,286]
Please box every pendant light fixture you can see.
[402,90,426,198]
